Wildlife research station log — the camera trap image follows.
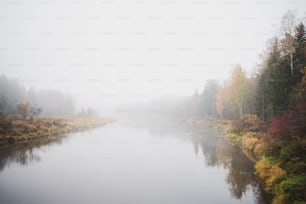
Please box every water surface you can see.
[0,119,269,204]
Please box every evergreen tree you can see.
[293,23,305,78]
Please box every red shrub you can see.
[268,111,298,141]
[296,103,306,111]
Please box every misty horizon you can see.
[1,0,305,113]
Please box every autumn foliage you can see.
[268,103,306,142]
[268,111,298,141]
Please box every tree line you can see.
[0,75,75,118]
[191,11,305,123]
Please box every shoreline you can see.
[0,116,114,147]
[186,116,306,204]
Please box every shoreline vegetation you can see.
[0,116,114,147]
[187,116,306,204]
[179,12,306,204]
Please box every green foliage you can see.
[273,176,306,204]
[280,140,306,164]
[283,162,306,176]
[221,14,306,204]
[255,22,306,120]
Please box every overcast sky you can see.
[0,0,305,111]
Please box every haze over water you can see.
[0,118,269,204]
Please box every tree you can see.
[288,23,306,107]
[293,23,305,77]
[18,101,29,120]
[281,10,296,76]
[256,38,292,118]
[216,83,226,119]
[227,65,252,118]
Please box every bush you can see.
[279,140,306,164]
[269,103,306,143]
[273,176,306,204]
[0,116,13,134]
[268,111,299,142]
[255,157,286,191]
[254,143,266,158]
[231,114,262,134]
[226,133,242,145]
[283,162,306,175]
[242,132,259,151]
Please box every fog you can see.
[0,0,305,114]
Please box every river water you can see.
[0,118,269,204]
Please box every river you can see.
[0,118,269,204]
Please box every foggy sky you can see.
[0,0,305,112]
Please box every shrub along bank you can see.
[226,110,306,204]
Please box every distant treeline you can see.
[133,11,305,124]
[0,75,75,117]
[190,12,305,122]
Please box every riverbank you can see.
[186,117,232,134]
[0,116,114,146]
[187,116,306,204]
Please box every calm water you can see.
[0,119,269,204]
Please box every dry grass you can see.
[0,116,114,146]
[187,117,232,133]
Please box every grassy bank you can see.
[227,131,306,204]
[186,117,232,133]
[0,116,114,146]
[187,115,306,204]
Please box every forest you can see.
[181,12,306,204]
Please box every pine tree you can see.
[293,23,305,77]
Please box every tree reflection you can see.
[191,131,269,203]
[143,119,269,203]
[0,119,269,203]
[0,136,64,172]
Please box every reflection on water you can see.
[0,119,269,204]
[0,137,64,172]
[123,119,269,203]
